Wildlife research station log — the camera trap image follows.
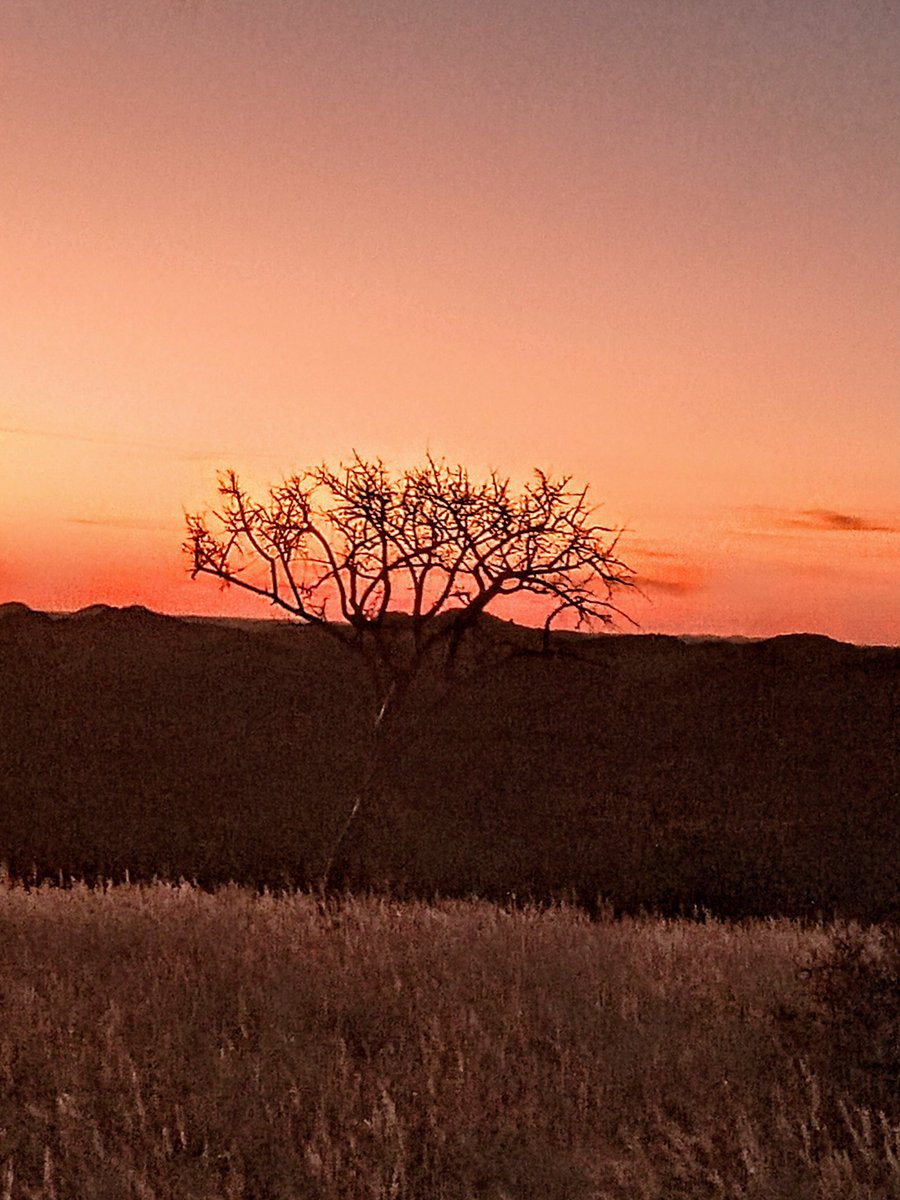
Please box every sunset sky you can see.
[2,0,897,643]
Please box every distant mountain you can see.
[0,601,51,623]
[1,604,897,918]
[60,603,182,625]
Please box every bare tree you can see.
[185,453,635,892]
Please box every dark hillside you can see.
[1,605,897,918]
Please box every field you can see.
[3,881,899,1200]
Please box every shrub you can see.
[802,922,900,1117]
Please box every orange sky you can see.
[2,0,898,643]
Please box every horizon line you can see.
[0,598,895,650]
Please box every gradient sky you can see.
[2,0,898,643]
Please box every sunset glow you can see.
[2,0,897,643]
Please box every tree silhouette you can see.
[185,453,635,892]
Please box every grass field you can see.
[1,881,898,1199]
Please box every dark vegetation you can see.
[0,601,897,921]
[801,923,900,1121]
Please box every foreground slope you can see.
[1,604,897,916]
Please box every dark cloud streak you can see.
[633,574,701,596]
[67,517,182,532]
[2,424,282,465]
[786,509,898,534]
[736,505,899,536]
[2,424,163,452]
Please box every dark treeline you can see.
[1,602,898,920]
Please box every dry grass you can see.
[0,880,897,1199]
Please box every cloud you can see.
[624,540,683,562]
[785,509,899,534]
[735,505,899,537]
[633,573,703,596]
[3,424,201,461]
[67,517,182,532]
[2,424,139,448]
[2,424,286,466]
[627,544,707,597]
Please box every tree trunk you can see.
[317,679,404,903]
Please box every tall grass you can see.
[0,881,897,1199]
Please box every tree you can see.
[185,453,635,892]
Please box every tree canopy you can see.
[186,454,634,690]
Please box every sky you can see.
[2,0,898,643]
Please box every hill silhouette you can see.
[1,604,897,918]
